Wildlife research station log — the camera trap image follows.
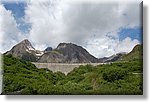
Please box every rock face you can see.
[38,51,65,63]
[38,43,98,63]
[99,52,126,63]
[5,39,44,62]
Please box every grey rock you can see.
[4,39,43,62]
[38,43,98,63]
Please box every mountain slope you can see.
[38,50,65,63]
[122,44,142,61]
[99,52,126,63]
[38,43,98,63]
[5,39,43,62]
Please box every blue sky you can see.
[118,27,143,43]
[3,2,30,33]
[0,0,142,57]
[3,2,26,19]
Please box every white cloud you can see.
[0,2,28,53]
[85,37,139,58]
[24,0,141,57]
[115,37,140,53]
[24,0,68,49]
[0,3,19,52]
[0,0,142,58]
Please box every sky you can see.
[0,0,143,58]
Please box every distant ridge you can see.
[4,39,142,63]
[99,52,126,63]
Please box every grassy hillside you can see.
[122,44,143,61]
[2,54,142,95]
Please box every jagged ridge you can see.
[4,39,142,63]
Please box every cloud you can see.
[85,37,140,58]
[0,3,19,52]
[24,0,68,49]
[0,0,142,58]
[0,2,28,53]
[24,0,141,57]
[116,37,140,53]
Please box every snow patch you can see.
[25,49,30,53]
[35,51,44,56]
[27,46,35,51]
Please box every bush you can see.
[102,68,128,82]
[3,55,142,95]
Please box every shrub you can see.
[102,68,128,82]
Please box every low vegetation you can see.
[122,44,143,61]
[2,55,143,95]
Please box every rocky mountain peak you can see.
[5,39,42,62]
[19,39,35,51]
[48,42,99,63]
[21,39,30,43]
[56,43,70,50]
[56,43,83,51]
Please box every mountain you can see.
[99,52,126,63]
[4,39,142,63]
[121,44,142,61]
[4,39,44,62]
[44,47,53,53]
[38,43,98,63]
[4,40,98,63]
